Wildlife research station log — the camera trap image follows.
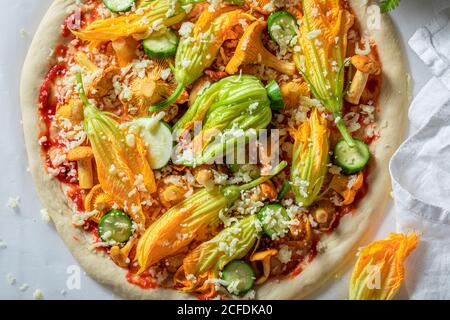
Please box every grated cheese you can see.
[33,289,43,300]
[40,209,51,224]
[7,196,20,210]
[6,273,16,285]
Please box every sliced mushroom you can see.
[123,61,187,118]
[250,248,279,285]
[84,184,114,222]
[311,200,336,231]
[260,181,278,201]
[193,167,214,190]
[249,181,277,202]
[329,172,364,205]
[91,66,121,99]
[67,146,94,190]
[159,185,188,208]
[111,37,139,68]
[110,238,138,268]
[345,55,381,105]
[289,212,312,242]
[55,99,84,125]
[74,52,99,73]
[157,176,192,208]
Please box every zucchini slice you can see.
[267,11,298,48]
[125,117,173,170]
[257,203,290,239]
[265,80,285,111]
[334,139,370,174]
[221,260,255,295]
[103,0,134,13]
[142,29,179,59]
[98,209,133,244]
[123,115,173,170]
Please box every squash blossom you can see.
[349,233,420,300]
[174,215,260,295]
[173,75,272,165]
[73,0,190,41]
[290,108,329,207]
[136,161,287,273]
[76,74,156,229]
[151,7,255,111]
[295,0,356,146]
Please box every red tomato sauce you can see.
[38,64,66,150]
[45,157,78,185]
[53,44,68,59]
[291,248,318,277]
[67,187,85,212]
[126,270,158,289]
[61,0,101,38]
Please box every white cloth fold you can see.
[389,1,450,300]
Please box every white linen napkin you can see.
[389,1,450,300]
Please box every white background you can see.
[0,0,436,299]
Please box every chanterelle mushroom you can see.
[91,66,121,99]
[226,20,296,76]
[123,60,187,118]
[67,146,94,189]
[84,184,115,222]
[345,54,381,105]
[281,81,311,108]
[110,238,138,268]
[111,37,139,68]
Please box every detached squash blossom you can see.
[76,74,156,229]
[173,75,272,165]
[290,109,329,207]
[174,215,260,296]
[349,233,420,300]
[72,0,189,41]
[136,161,287,273]
[295,0,356,146]
[151,7,255,111]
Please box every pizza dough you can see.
[20,0,409,299]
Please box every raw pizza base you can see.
[20,0,410,299]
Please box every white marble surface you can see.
[0,0,435,300]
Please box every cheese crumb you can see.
[19,283,29,292]
[7,196,20,210]
[6,273,16,285]
[19,28,30,38]
[40,209,51,224]
[126,134,136,148]
[109,164,117,174]
[328,165,342,175]
[226,279,241,296]
[277,245,292,264]
[161,68,171,80]
[33,289,44,300]
[308,29,321,39]
[186,274,197,284]
[178,22,194,37]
